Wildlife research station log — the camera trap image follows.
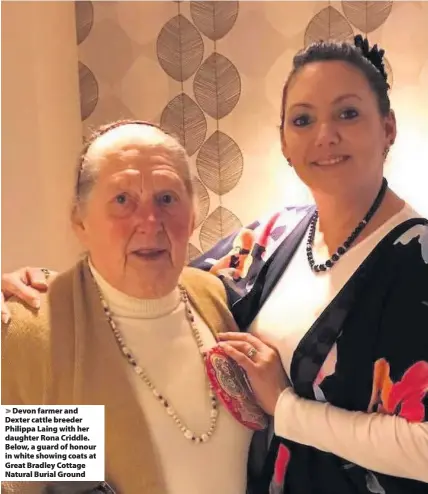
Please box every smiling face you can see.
[73,125,195,299]
[281,60,396,196]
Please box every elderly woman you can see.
[1,122,254,494]
[3,37,428,494]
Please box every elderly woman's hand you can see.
[1,267,56,323]
[218,332,291,415]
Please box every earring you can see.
[286,158,293,167]
[383,147,390,159]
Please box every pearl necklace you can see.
[92,274,219,444]
[307,178,388,272]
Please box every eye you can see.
[340,108,359,120]
[115,193,128,205]
[108,192,137,218]
[157,193,177,206]
[292,114,312,127]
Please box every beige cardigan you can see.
[1,260,240,494]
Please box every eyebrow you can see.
[288,93,362,111]
[106,170,184,190]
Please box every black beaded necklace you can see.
[307,178,388,273]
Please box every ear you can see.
[384,109,397,147]
[280,132,293,167]
[71,205,89,247]
[280,129,288,160]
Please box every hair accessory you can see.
[354,35,388,83]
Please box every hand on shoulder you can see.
[1,267,57,323]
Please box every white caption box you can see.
[0,405,105,482]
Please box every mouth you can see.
[132,249,168,260]
[312,155,350,167]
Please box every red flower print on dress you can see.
[269,444,291,494]
[368,359,428,422]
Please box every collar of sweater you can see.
[89,260,181,319]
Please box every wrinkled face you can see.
[281,61,396,196]
[74,125,195,299]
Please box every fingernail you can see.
[2,314,10,324]
[32,300,40,309]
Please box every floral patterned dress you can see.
[191,206,428,494]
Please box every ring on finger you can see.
[41,268,50,282]
[247,346,258,360]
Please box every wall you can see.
[2,1,428,271]
[1,1,82,272]
[77,1,428,261]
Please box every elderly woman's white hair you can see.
[72,119,195,217]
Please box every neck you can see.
[312,178,404,254]
[88,260,181,318]
[87,257,177,299]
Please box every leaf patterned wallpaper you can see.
[76,1,428,261]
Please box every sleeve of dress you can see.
[188,219,261,309]
[190,207,315,308]
[275,224,428,482]
[274,388,428,482]
[189,219,260,272]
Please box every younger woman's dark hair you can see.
[280,35,391,129]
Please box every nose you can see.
[314,121,340,148]
[135,199,163,234]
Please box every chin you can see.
[307,174,355,195]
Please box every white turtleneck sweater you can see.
[90,265,253,494]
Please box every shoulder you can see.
[235,205,315,256]
[244,205,315,238]
[191,204,314,271]
[1,262,85,404]
[2,264,78,355]
[393,219,428,251]
[377,219,428,336]
[180,267,239,333]
[180,266,227,301]
[2,294,50,347]
[1,294,51,403]
[1,481,48,494]
[369,219,428,305]
[373,221,428,393]
[1,295,53,394]
[391,219,428,272]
